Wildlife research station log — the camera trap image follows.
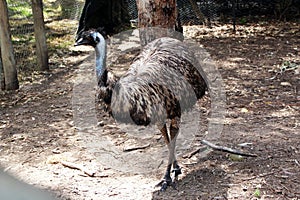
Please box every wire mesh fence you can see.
[1,0,299,82]
[127,0,299,25]
[3,0,84,77]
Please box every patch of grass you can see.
[7,0,32,19]
[11,34,35,44]
[46,18,78,50]
[48,34,75,50]
[253,188,261,198]
[43,1,62,20]
[7,0,81,76]
[239,17,248,25]
[279,60,299,72]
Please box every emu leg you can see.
[157,118,181,191]
[169,118,181,182]
[157,123,173,191]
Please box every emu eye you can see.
[90,32,100,43]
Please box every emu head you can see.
[75,29,101,48]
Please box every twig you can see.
[201,140,258,157]
[182,146,209,159]
[123,143,150,152]
[295,159,300,167]
[60,160,96,177]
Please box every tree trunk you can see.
[0,46,5,90]
[0,0,19,90]
[136,0,182,45]
[31,0,49,71]
[188,0,207,25]
[137,0,177,28]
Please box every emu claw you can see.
[160,181,169,192]
[156,164,181,192]
[156,179,177,192]
[156,179,170,192]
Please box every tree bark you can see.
[188,0,207,25]
[31,0,49,71]
[136,0,182,45]
[0,46,5,90]
[0,0,19,90]
[137,0,177,29]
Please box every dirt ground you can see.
[0,23,299,200]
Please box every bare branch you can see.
[123,143,150,152]
[60,160,96,177]
[201,140,258,157]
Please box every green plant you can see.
[239,17,247,25]
[7,0,32,19]
[254,188,261,198]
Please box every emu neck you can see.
[95,35,106,83]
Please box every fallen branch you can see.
[201,140,258,157]
[123,143,150,152]
[60,160,96,177]
[182,146,209,159]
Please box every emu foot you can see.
[172,166,182,179]
[156,168,181,191]
[156,177,177,192]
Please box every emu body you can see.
[75,30,207,191]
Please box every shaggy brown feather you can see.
[75,31,207,191]
[110,37,206,125]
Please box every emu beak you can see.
[74,37,90,46]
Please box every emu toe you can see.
[156,179,177,192]
[156,173,179,192]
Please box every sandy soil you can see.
[0,23,299,200]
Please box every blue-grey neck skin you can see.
[94,33,106,82]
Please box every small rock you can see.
[52,148,61,154]
[280,82,292,87]
[228,154,244,161]
[240,108,249,113]
[97,121,105,126]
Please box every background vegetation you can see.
[4,0,83,81]
[1,0,299,89]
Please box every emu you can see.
[75,30,207,191]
